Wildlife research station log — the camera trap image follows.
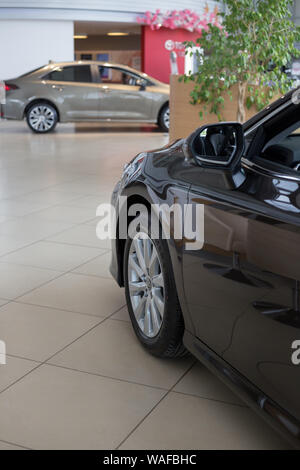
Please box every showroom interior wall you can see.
[0,0,298,79]
[0,0,219,79]
[0,20,74,79]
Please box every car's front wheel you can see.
[26,102,58,133]
[124,212,186,358]
[158,104,170,132]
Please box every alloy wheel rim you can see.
[128,233,165,338]
[29,105,55,132]
[163,108,170,129]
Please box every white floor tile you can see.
[0,263,60,299]
[0,355,37,392]
[120,392,290,450]
[50,319,194,389]
[31,205,96,224]
[0,302,99,361]
[19,273,125,316]
[0,364,165,449]
[47,224,111,250]
[0,241,105,272]
[72,251,112,278]
[0,215,73,241]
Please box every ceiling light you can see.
[107,32,129,36]
[74,35,88,39]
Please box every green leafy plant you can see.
[181,0,300,123]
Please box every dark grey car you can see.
[110,88,300,448]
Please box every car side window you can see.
[98,67,139,86]
[45,65,92,83]
[261,118,300,172]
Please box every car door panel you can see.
[96,66,155,121]
[184,169,272,354]
[44,65,99,121]
[97,84,153,120]
[46,81,100,120]
[222,171,300,421]
[184,161,300,421]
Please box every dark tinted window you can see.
[46,65,92,83]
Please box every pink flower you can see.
[136,8,223,32]
[169,19,176,29]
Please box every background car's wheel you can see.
[26,102,58,133]
[124,211,187,358]
[158,104,170,132]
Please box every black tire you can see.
[26,102,58,133]
[157,104,170,132]
[124,211,187,358]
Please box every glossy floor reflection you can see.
[0,120,290,449]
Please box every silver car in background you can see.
[2,61,170,133]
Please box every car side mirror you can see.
[136,78,147,91]
[186,122,245,170]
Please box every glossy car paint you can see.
[2,61,169,124]
[110,90,300,448]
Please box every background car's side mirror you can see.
[136,78,147,91]
[186,122,245,170]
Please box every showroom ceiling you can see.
[74,21,141,36]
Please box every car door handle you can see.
[51,85,64,92]
[101,86,110,93]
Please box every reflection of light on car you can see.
[292,88,300,105]
[265,179,300,213]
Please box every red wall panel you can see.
[142,26,200,83]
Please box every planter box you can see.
[169,75,264,142]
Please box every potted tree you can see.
[170,0,300,140]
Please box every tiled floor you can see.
[0,120,290,449]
